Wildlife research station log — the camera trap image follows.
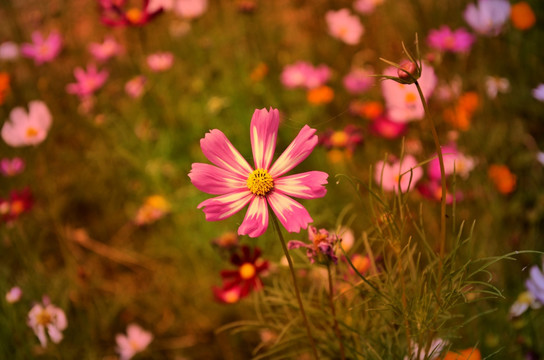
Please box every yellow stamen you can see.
[239,263,256,280]
[330,131,348,147]
[247,169,274,196]
[26,127,38,138]
[405,93,417,103]
[36,309,52,326]
[10,200,24,215]
[126,8,143,24]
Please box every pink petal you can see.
[200,129,253,178]
[189,163,247,195]
[269,125,318,178]
[238,196,269,237]
[274,171,328,199]
[197,191,253,221]
[28,101,52,131]
[250,108,279,170]
[267,191,313,233]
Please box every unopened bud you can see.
[397,61,418,80]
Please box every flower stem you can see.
[327,263,346,360]
[271,215,319,360]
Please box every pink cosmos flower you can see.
[116,324,153,360]
[288,226,339,265]
[281,62,331,90]
[2,101,52,147]
[88,36,122,62]
[21,31,62,65]
[27,299,67,348]
[381,62,437,123]
[375,155,423,193]
[66,64,109,98]
[0,157,25,176]
[427,26,475,53]
[369,114,408,139]
[325,9,364,45]
[428,145,475,180]
[417,180,463,204]
[189,108,328,238]
[0,41,19,60]
[464,0,511,36]
[147,0,174,13]
[533,84,544,102]
[343,67,374,94]
[175,0,208,19]
[99,0,164,27]
[125,75,147,98]
[353,0,384,15]
[5,286,22,303]
[146,52,174,72]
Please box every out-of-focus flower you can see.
[2,100,52,147]
[443,348,481,360]
[325,9,364,45]
[212,231,239,249]
[381,63,437,123]
[343,67,374,94]
[526,261,544,304]
[427,26,475,53]
[125,75,147,99]
[0,41,19,60]
[0,157,25,177]
[488,164,516,194]
[537,152,544,165]
[281,62,331,90]
[428,145,476,180]
[510,2,536,30]
[353,0,384,15]
[250,62,268,82]
[464,0,511,36]
[134,195,171,226]
[146,52,174,72]
[88,36,122,62]
[509,291,541,318]
[288,226,339,265]
[485,76,510,98]
[213,245,269,303]
[66,64,109,99]
[417,179,463,204]
[27,299,67,348]
[435,77,463,102]
[175,0,208,19]
[307,85,334,105]
[99,0,164,27]
[116,323,153,360]
[0,72,9,105]
[147,0,174,13]
[404,338,447,360]
[336,226,354,251]
[369,114,408,139]
[443,92,480,131]
[351,100,384,120]
[375,155,423,193]
[532,84,544,102]
[319,124,363,162]
[21,31,62,65]
[5,286,22,303]
[0,188,34,224]
[347,254,371,276]
[189,108,328,237]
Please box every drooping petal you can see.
[238,196,269,238]
[250,108,279,170]
[197,191,253,221]
[200,129,253,178]
[274,171,328,199]
[267,191,313,233]
[47,324,63,344]
[269,125,318,178]
[189,163,247,195]
[287,240,310,250]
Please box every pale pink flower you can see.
[532,84,544,102]
[0,41,19,60]
[125,75,147,98]
[428,145,476,180]
[175,0,208,19]
[5,286,22,303]
[189,108,328,238]
[2,101,52,147]
[464,0,510,36]
[146,52,174,72]
[353,0,384,15]
[21,31,62,65]
[88,36,122,62]
[66,64,109,98]
[116,323,153,360]
[485,76,510,98]
[343,67,374,94]
[281,62,330,90]
[427,26,475,53]
[375,155,423,193]
[0,157,25,176]
[381,62,437,123]
[27,300,67,348]
[147,0,174,13]
[325,9,364,45]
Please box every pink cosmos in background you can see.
[116,324,153,360]
[147,52,174,72]
[369,115,407,139]
[428,145,476,180]
[280,61,331,89]
[427,26,475,53]
[325,9,364,45]
[99,0,164,27]
[189,108,328,238]
[88,36,122,62]
[533,84,544,102]
[27,299,67,348]
[375,155,423,193]
[418,179,463,205]
[0,41,19,60]
[175,0,208,19]
[21,31,62,65]
[125,75,147,98]
[381,62,437,123]
[5,286,22,303]
[66,64,109,98]
[485,76,510,98]
[1,100,52,147]
[147,0,174,13]
[288,226,339,265]
[353,0,384,15]
[0,157,25,176]
[343,67,374,94]
[464,0,511,36]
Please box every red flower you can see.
[98,0,163,27]
[0,188,34,224]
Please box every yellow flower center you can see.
[330,131,348,147]
[247,169,274,196]
[223,289,240,303]
[404,92,417,103]
[36,309,52,326]
[26,127,38,138]
[239,263,256,280]
[126,8,143,24]
[10,200,24,215]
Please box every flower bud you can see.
[397,61,418,80]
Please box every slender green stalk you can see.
[271,215,319,360]
[327,263,346,360]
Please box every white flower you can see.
[1,100,52,147]
[27,301,68,348]
[116,323,154,360]
[485,76,510,99]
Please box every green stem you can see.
[327,263,346,360]
[271,215,319,360]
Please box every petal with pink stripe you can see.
[269,125,318,178]
[250,108,279,170]
[200,129,253,178]
[274,171,328,199]
[238,196,269,238]
[267,191,313,233]
[197,191,253,221]
[189,163,248,195]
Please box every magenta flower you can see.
[99,0,163,27]
[428,145,475,180]
[427,26,475,53]
[343,67,374,94]
[464,0,510,36]
[353,0,384,15]
[533,84,544,102]
[88,36,122,62]
[281,61,331,90]
[66,64,109,98]
[288,226,339,265]
[189,108,328,238]
[0,157,25,176]
[0,187,34,224]
[21,31,62,65]
[1,101,52,147]
[325,9,364,45]
[375,155,423,193]
[369,115,407,139]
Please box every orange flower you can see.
[350,100,384,119]
[0,72,10,105]
[510,2,536,30]
[443,348,481,360]
[307,85,334,105]
[250,62,268,82]
[444,92,479,131]
[488,164,517,194]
